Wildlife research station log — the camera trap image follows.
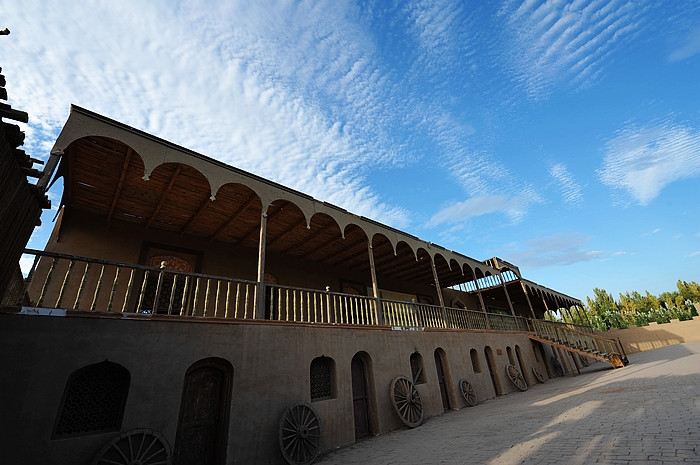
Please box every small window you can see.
[53,361,130,438]
[506,346,515,365]
[310,356,334,401]
[410,352,426,384]
[470,349,481,373]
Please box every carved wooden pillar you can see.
[474,278,491,330]
[367,239,383,325]
[255,211,268,319]
[499,272,516,317]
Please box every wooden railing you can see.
[530,319,621,356]
[266,284,378,325]
[19,249,258,318]
[13,249,540,334]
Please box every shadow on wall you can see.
[600,316,700,354]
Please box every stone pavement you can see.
[317,343,700,465]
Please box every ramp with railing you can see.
[529,319,627,368]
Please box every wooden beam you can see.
[107,147,133,221]
[327,238,370,266]
[145,165,181,228]
[180,194,212,236]
[276,217,336,255]
[209,194,258,242]
[299,232,344,260]
[266,215,307,249]
[233,202,285,246]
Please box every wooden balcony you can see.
[12,248,536,333]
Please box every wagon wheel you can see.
[532,366,545,383]
[92,428,171,465]
[390,376,424,428]
[551,356,565,376]
[458,379,478,406]
[279,403,321,465]
[505,364,528,391]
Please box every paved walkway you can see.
[317,343,700,465]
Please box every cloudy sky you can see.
[3,0,699,302]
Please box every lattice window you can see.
[470,349,481,373]
[53,361,130,437]
[310,356,334,401]
[410,352,426,384]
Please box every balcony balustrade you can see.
[13,249,539,334]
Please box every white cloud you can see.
[498,0,646,98]
[501,233,605,268]
[640,228,662,237]
[669,26,700,62]
[549,163,583,205]
[429,191,540,226]
[598,120,700,205]
[1,0,411,228]
[690,251,700,257]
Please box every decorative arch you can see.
[53,360,130,438]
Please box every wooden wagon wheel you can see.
[92,428,171,465]
[390,376,424,428]
[532,366,545,383]
[505,364,528,391]
[551,356,565,376]
[458,379,478,406]
[279,403,321,465]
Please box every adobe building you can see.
[0,105,625,465]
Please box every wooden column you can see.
[499,272,516,317]
[576,304,593,327]
[474,279,491,330]
[541,295,551,319]
[367,240,383,325]
[520,281,536,319]
[255,211,268,319]
[429,257,448,325]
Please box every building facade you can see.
[1,106,619,465]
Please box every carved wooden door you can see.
[174,359,231,465]
[351,355,371,439]
[434,351,450,411]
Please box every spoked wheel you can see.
[92,428,171,465]
[279,403,321,465]
[505,364,528,391]
[458,379,478,406]
[551,357,565,376]
[532,366,545,383]
[390,376,424,428]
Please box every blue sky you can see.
[2,0,699,303]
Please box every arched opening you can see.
[515,345,530,386]
[506,346,515,365]
[351,352,374,440]
[470,348,481,373]
[53,360,130,438]
[484,346,502,396]
[533,340,551,377]
[410,352,426,384]
[174,357,233,465]
[434,348,452,411]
